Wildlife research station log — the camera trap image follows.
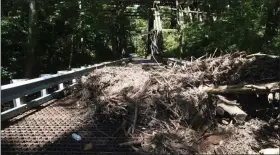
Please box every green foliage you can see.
[131,18,148,57]
[182,23,209,57]
[180,0,280,58]
[1,0,134,81]
[1,0,280,83]
[134,35,147,57]
[163,32,180,57]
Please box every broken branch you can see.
[216,95,239,106]
[246,53,279,59]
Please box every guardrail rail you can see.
[1,58,131,121]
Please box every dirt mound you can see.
[72,52,279,154]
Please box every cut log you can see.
[203,82,280,94]
[259,148,280,155]
[217,102,247,122]
[215,95,247,121]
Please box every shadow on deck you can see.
[1,96,150,155]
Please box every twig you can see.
[196,123,215,142]
[162,121,171,133]
[197,54,207,60]
[112,120,127,136]
[153,75,172,89]
[211,48,218,58]
[153,76,164,85]
[109,96,121,104]
[169,118,180,131]
[119,139,143,146]
[158,100,180,118]
[92,121,115,139]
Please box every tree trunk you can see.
[153,10,163,62]
[262,0,280,50]
[176,1,184,58]
[147,9,154,58]
[24,0,36,78]
[78,0,84,56]
[111,5,127,59]
[69,35,74,69]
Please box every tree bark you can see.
[176,1,184,58]
[146,8,154,59]
[112,5,127,59]
[24,0,36,78]
[262,0,280,50]
[69,35,74,69]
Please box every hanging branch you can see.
[149,2,163,62]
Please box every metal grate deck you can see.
[1,98,139,155]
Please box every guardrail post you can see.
[80,66,87,83]
[10,79,28,107]
[39,74,52,96]
[71,68,80,84]
[57,71,69,90]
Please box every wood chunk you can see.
[217,102,247,121]
[259,148,280,155]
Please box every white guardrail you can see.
[1,58,131,121]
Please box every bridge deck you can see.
[1,57,166,154]
[1,96,137,155]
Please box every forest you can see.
[2,0,280,84]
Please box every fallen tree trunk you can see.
[203,82,280,94]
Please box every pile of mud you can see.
[71,52,279,154]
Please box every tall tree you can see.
[262,0,280,50]
[24,0,36,78]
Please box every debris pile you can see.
[73,52,279,154]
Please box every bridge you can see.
[1,55,180,155]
